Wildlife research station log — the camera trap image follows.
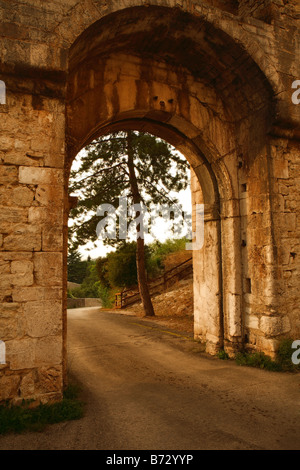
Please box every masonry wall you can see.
[0,75,65,403]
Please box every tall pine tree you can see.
[69,131,190,316]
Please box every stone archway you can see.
[66,119,225,357]
[65,5,275,365]
[0,1,299,404]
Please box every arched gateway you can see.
[0,1,299,403]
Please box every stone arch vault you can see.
[0,0,299,403]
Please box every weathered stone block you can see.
[19,166,63,185]
[28,207,63,225]
[0,289,13,303]
[245,314,259,330]
[0,166,18,184]
[12,286,63,302]
[255,336,280,357]
[30,136,51,155]
[11,260,33,275]
[0,136,14,152]
[30,43,50,67]
[42,226,63,251]
[0,317,20,341]
[23,301,62,338]
[273,158,289,179]
[0,302,21,319]
[0,260,10,274]
[37,366,62,393]
[227,293,242,337]
[0,374,20,401]
[35,336,62,366]
[35,184,64,206]
[0,252,33,262]
[0,186,35,207]
[34,252,63,286]
[6,338,36,370]
[12,260,34,287]
[0,207,28,227]
[0,272,33,288]
[279,213,297,231]
[4,151,43,167]
[260,315,291,337]
[2,225,41,252]
[19,372,35,399]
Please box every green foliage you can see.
[276,337,300,371]
[68,131,190,250]
[70,262,100,298]
[98,238,188,289]
[144,251,163,280]
[67,249,88,284]
[235,351,282,372]
[235,338,300,372]
[147,238,188,274]
[96,256,110,288]
[0,384,84,435]
[106,242,138,288]
[69,237,191,304]
[149,238,188,258]
[97,283,114,308]
[67,289,76,299]
[217,350,229,360]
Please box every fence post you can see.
[115,293,122,309]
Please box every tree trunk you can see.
[126,131,155,317]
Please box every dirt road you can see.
[0,307,299,450]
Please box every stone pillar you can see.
[236,138,298,357]
[0,74,65,403]
[259,137,300,349]
[191,169,223,354]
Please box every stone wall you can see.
[67,298,102,308]
[0,0,299,403]
[0,74,65,403]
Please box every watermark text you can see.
[96,197,204,250]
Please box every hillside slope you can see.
[124,276,194,333]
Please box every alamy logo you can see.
[95,197,204,250]
[0,340,6,365]
[291,80,300,105]
[291,340,300,365]
[0,81,6,105]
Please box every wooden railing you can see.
[115,256,193,309]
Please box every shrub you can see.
[217,349,229,360]
[276,337,300,372]
[97,283,114,308]
[0,384,84,435]
[70,263,101,298]
[107,242,138,287]
[146,237,189,278]
[235,351,282,372]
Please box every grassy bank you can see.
[0,383,84,435]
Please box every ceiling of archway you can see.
[69,5,274,122]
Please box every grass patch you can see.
[234,338,300,372]
[235,351,282,371]
[0,383,84,435]
[276,338,300,372]
[214,338,300,373]
[217,349,229,360]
